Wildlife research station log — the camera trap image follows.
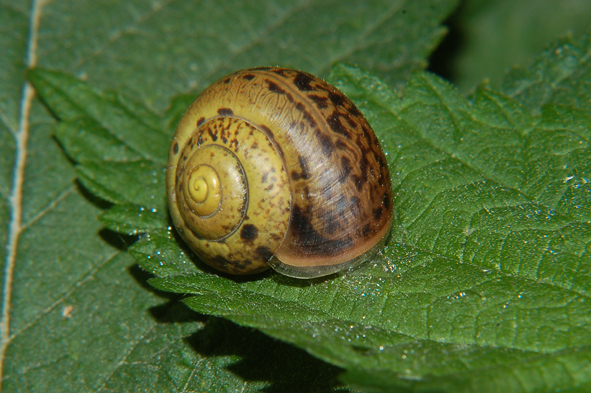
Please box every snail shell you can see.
[166,67,393,278]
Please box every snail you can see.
[166,67,393,279]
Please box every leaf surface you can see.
[2,0,458,391]
[443,0,591,93]
[27,33,591,393]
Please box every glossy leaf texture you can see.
[27,30,591,393]
[1,0,458,391]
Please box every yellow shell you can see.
[166,67,393,278]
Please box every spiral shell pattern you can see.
[167,67,393,278]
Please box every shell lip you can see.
[268,221,393,279]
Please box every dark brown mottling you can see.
[240,224,259,242]
[294,72,314,91]
[255,246,274,261]
[290,205,354,256]
[218,108,234,117]
[327,113,351,138]
[309,94,329,109]
[207,128,218,142]
[328,91,345,107]
[267,80,287,95]
[167,66,393,277]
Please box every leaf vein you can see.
[71,0,178,70]
[8,250,121,341]
[20,184,76,231]
[0,0,43,384]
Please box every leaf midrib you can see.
[0,0,44,384]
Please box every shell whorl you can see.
[166,67,393,278]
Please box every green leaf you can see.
[76,160,166,208]
[54,118,143,164]
[28,68,169,163]
[443,0,591,93]
[29,24,591,390]
[43,30,591,392]
[4,0,459,391]
[129,229,201,277]
[502,33,591,114]
[100,203,168,236]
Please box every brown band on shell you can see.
[166,67,393,277]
